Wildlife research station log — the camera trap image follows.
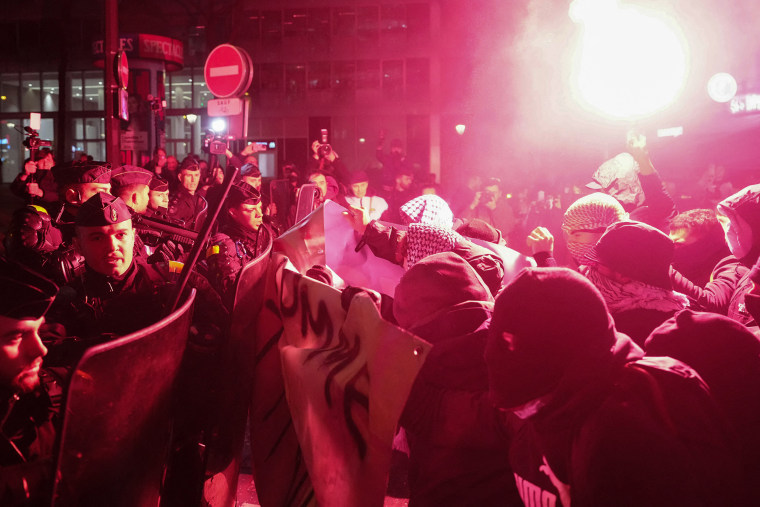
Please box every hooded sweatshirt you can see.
[486,267,743,507]
[394,252,520,507]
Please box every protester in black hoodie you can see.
[485,267,744,507]
[583,220,688,346]
[646,309,760,492]
[394,252,520,506]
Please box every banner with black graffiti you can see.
[250,253,430,507]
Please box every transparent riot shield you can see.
[50,289,196,507]
[269,178,295,233]
[201,233,273,506]
[294,183,320,224]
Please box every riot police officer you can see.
[0,258,62,506]
[205,182,272,305]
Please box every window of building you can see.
[333,7,356,37]
[21,73,41,112]
[357,60,380,89]
[284,9,309,38]
[71,117,105,161]
[285,64,306,100]
[381,4,406,34]
[333,61,356,101]
[165,114,195,160]
[241,10,262,45]
[68,72,84,112]
[0,119,24,183]
[308,8,331,53]
[41,72,59,112]
[169,70,193,110]
[262,10,283,47]
[357,6,379,44]
[308,62,331,90]
[382,60,404,100]
[261,63,284,91]
[83,71,104,111]
[406,58,430,98]
[193,68,211,108]
[0,74,20,113]
[407,3,430,41]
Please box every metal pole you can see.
[104,0,120,166]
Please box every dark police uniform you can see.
[168,188,208,231]
[205,182,271,305]
[45,194,175,363]
[46,193,228,367]
[0,258,63,507]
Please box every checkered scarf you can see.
[406,223,463,268]
[400,195,454,229]
[583,265,688,314]
[562,193,627,234]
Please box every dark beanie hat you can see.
[586,220,674,289]
[486,267,616,409]
[456,218,504,245]
[227,182,261,208]
[76,192,133,227]
[645,310,760,415]
[0,257,58,320]
[348,170,369,185]
[393,251,493,330]
[52,160,112,186]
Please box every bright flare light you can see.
[210,118,227,133]
[570,0,688,120]
[707,73,737,103]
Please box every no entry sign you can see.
[204,44,253,99]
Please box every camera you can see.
[203,130,229,155]
[22,127,52,150]
[483,189,498,202]
[317,128,332,158]
[317,143,332,158]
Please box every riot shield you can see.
[294,183,320,224]
[50,289,196,507]
[201,233,273,506]
[269,178,294,232]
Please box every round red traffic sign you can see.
[203,44,253,99]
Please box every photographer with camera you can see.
[462,177,516,244]
[306,130,351,192]
[10,148,58,207]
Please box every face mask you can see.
[672,239,726,281]
[566,241,595,265]
[723,216,753,261]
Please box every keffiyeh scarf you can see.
[400,195,454,229]
[583,265,689,314]
[405,224,462,268]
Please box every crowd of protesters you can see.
[2,125,760,507]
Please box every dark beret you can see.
[110,165,153,190]
[0,257,58,320]
[227,182,261,208]
[52,160,112,186]
[75,192,133,227]
[149,175,169,192]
